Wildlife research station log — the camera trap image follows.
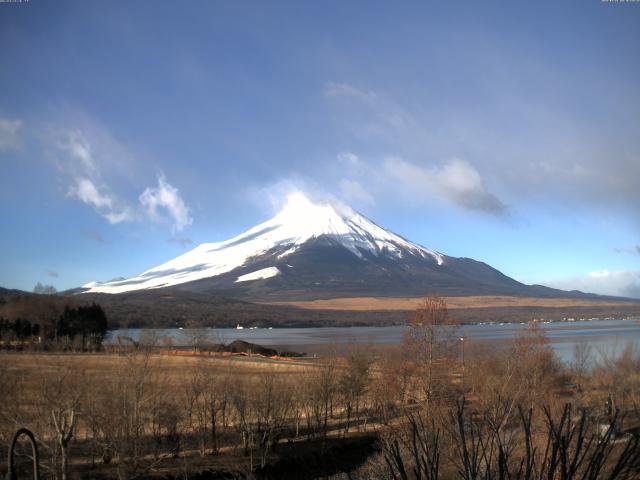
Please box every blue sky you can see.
[1,1,639,297]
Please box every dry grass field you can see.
[1,320,640,480]
[1,301,639,479]
[0,350,315,382]
[265,295,640,311]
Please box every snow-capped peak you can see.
[82,192,443,294]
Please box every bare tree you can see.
[382,407,442,480]
[185,361,231,456]
[287,380,305,440]
[386,399,640,480]
[95,346,165,480]
[592,343,640,421]
[252,372,293,468]
[33,282,57,295]
[403,297,459,404]
[36,363,85,480]
[184,320,213,352]
[230,377,251,455]
[339,346,373,433]
[52,407,77,480]
[305,354,338,441]
[511,321,561,409]
[571,341,593,392]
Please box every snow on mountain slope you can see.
[235,266,281,283]
[82,192,444,294]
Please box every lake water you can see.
[108,318,640,364]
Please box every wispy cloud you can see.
[324,81,411,134]
[49,118,192,231]
[68,177,113,209]
[0,117,23,152]
[252,177,362,219]
[44,269,59,278]
[55,128,133,224]
[614,245,640,255]
[323,80,640,227]
[58,129,96,171]
[324,83,508,215]
[103,209,135,225]
[262,150,505,216]
[337,151,360,166]
[139,174,192,232]
[324,82,378,104]
[339,179,375,207]
[65,173,132,224]
[384,157,507,215]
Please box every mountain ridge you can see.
[79,193,613,302]
[82,192,445,295]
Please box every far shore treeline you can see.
[0,302,107,351]
[0,288,108,350]
[3,283,640,338]
[2,285,640,331]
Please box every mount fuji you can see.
[81,193,576,301]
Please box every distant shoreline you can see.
[106,315,640,331]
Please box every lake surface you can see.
[108,318,640,364]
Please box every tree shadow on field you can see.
[255,434,379,480]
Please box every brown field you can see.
[265,295,640,311]
[2,323,640,479]
[0,350,316,380]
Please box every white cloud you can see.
[254,178,317,215]
[323,82,378,103]
[50,121,192,231]
[55,128,133,224]
[58,129,96,172]
[324,81,640,225]
[69,177,112,209]
[339,179,375,207]
[544,269,640,299]
[324,81,410,132]
[139,175,192,231]
[0,118,23,152]
[384,157,507,214]
[589,269,611,279]
[261,151,504,216]
[67,176,132,224]
[323,84,507,215]
[103,209,134,225]
[337,151,359,165]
